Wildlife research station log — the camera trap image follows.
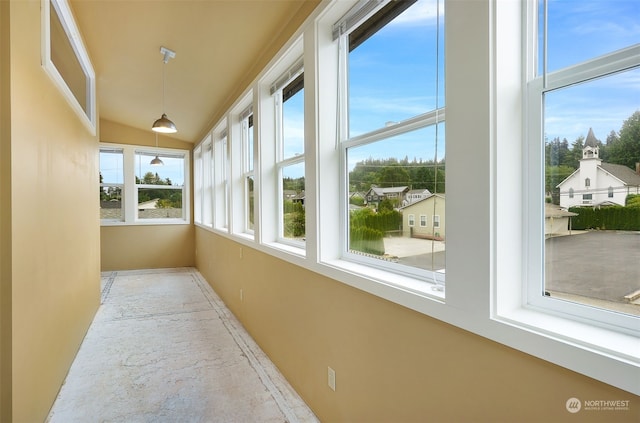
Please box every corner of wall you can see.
[0,0,12,420]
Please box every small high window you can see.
[42,0,96,133]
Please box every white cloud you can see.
[390,0,443,27]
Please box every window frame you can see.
[241,110,255,236]
[194,134,213,228]
[213,126,230,231]
[99,143,190,226]
[524,1,640,336]
[194,144,203,225]
[336,0,446,288]
[488,0,639,395]
[41,0,97,134]
[99,147,124,223]
[273,61,306,248]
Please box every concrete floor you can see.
[47,268,319,423]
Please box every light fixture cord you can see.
[162,60,166,114]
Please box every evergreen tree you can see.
[606,110,640,169]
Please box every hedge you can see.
[350,208,402,233]
[569,206,640,231]
[350,226,385,255]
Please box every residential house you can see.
[403,188,431,206]
[283,189,297,201]
[292,190,305,206]
[363,186,409,208]
[399,194,446,239]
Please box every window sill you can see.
[318,258,445,309]
[493,306,640,395]
[262,241,306,259]
[101,219,190,227]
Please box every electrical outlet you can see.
[328,367,336,391]
[239,247,243,259]
[240,289,243,301]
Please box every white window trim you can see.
[193,144,203,225]
[213,125,230,232]
[100,143,190,226]
[226,92,255,238]
[273,60,306,249]
[494,0,639,395]
[99,147,124,223]
[335,0,446,288]
[41,0,97,135]
[190,0,639,395]
[256,38,307,254]
[420,215,427,227]
[194,134,214,228]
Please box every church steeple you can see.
[582,128,599,159]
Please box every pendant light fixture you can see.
[150,133,164,166]
[152,46,177,134]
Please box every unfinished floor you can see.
[46,268,319,423]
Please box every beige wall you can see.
[195,229,638,422]
[3,1,101,422]
[101,225,194,271]
[100,120,195,271]
[0,1,11,421]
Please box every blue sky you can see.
[280,0,444,178]
[100,150,185,187]
[347,0,445,171]
[542,0,640,143]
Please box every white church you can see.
[556,128,640,208]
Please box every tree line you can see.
[349,157,445,194]
[136,172,182,209]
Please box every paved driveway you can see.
[383,237,446,271]
[546,231,640,303]
[383,231,640,309]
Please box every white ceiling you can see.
[70,0,318,143]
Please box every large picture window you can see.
[99,144,189,225]
[528,0,640,333]
[337,0,445,284]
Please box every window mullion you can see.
[123,146,137,223]
[542,45,640,93]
